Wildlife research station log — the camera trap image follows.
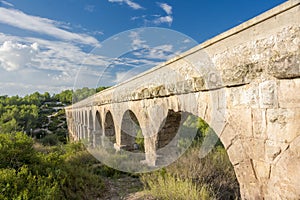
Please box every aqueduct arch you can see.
[65,1,300,199]
[103,111,116,147]
[120,110,143,151]
[94,111,102,147]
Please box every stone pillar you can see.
[221,79,300,199]
[144,134,158,166]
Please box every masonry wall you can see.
[66,1,300,199]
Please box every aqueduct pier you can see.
[65,1,300,199]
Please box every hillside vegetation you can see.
[0,89,240,199]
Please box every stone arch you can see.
[75,111,80,140]
[104,111,116,146]
[94,111,103,147]
[88,110,93,145]
[83,110,88,141]
[156,109,185,150]
[120,110,144,151]
[80,111,84,140]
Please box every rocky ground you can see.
[101,174,155,200]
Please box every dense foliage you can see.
[0,87,108,142]
[0,133,105,200]
[56,87,109,104]
[0,88,240,199]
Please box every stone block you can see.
[266,108,300,143]
[266,136,300,199]
[253,160,271,180]
[243,138,265,161]
[259,80,278,108]
[234,159,261,198]
[265,139,289,163]
[192,76,205,91]
[227,138,248,165]
[227,84,260,109]
[221,63,252,86]
[226,108,253,138]
[278,79,300,108]
[252,109,267,140]
[268,53,300,79]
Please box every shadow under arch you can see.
[88,110,93,145]
[154,109,240,199]
[94,111,103,147]
[83,110,88,141]
[104,111,116,146]
[120,110,144,152]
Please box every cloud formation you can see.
[84,5,95,13]
[108,0,143,10]
[130,2,173,26]
[0,33,109,95]
[0,7,100,46]
[158,3,172,15]
[0,0,13,7]
[0,41,39,71]
[153,15,173,25]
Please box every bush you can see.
[41,134,60,146]
[142,171,215,200]
[0,166,60,200]
[0,133,105,199]
[0,132,37,169]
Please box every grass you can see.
[140,145,240,200]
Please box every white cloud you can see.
[0,33,112,95]
[183,39,191,43]
[108,0,143,10]
[0,0,13,7]
[153,15,173,25]
[158,3,172,15]
[0,41,39,71]
[0,82,71,97]
[147,44,174,60]
[129,31,148,50]
[84,5,95,12]
[0,7,100,46]
[114,71,140,83]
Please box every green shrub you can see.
[142,171,215,200]
[41,134,60,146]
[0,134,105,199]
[0,132,37,169]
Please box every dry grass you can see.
[141,146,240,200]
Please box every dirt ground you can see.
[101,174,156,200]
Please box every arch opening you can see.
[94,111,102,147]
[88,110,93,144]
[154,109,240,199]
[83,111,88,141]
[120,110,144,152]
[104,111,116,146]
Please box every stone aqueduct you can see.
[65,1,300,199]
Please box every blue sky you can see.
[0,0,287,96]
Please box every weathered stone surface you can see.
[278,79,300,108]
[268,53,300,79]
[252,109,267,140]
[226,108,253,138]
[259,80,278,109]
[253,160,271,180]
[265,140,289,163]
[267,108,300,143]
[65,1,300,199]
[266,136,300,199]
[243,138,265,161]
[227,138,248,165]
[234,159,261,199]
